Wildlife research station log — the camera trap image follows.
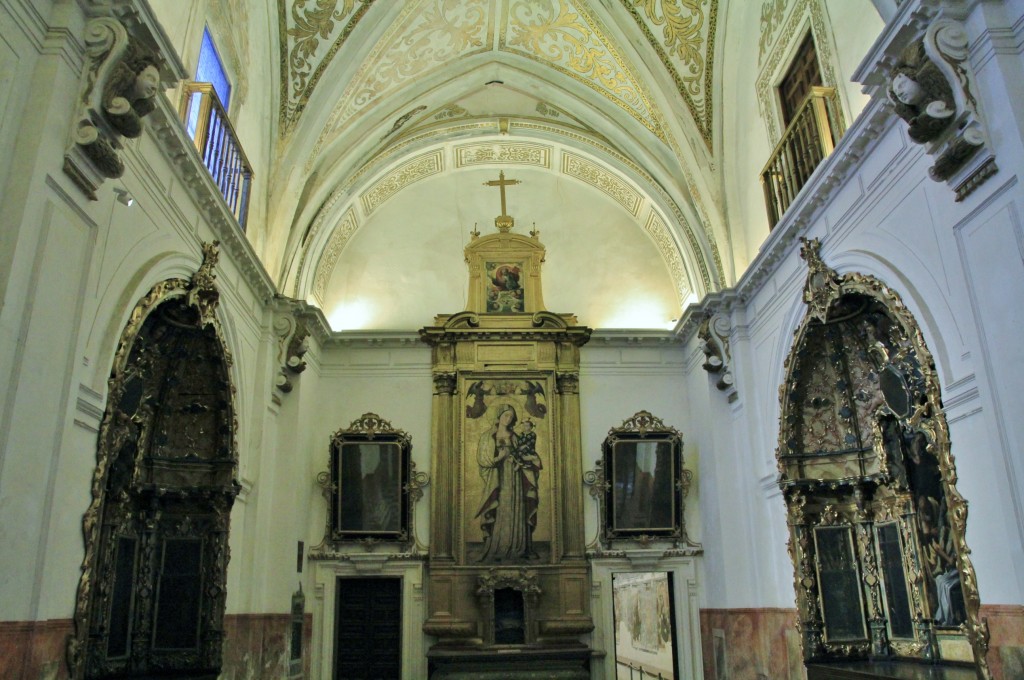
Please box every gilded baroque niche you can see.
[69,243,240,679]
[776,239,990,676]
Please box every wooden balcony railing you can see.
[761,86,843,229]
[179,82,252,230]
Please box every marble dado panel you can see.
[0,615,312,680]
[698,606,1024,679]
[981,605,1024,680]
[699,608,801,680]
[221,613,312,680]
[360,149,445,215]
[455,142,552,168]
[0,619,73,679]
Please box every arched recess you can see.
[775,239,990,676]
[68,243,240,680]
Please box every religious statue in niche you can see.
[466,379,549,562]
[879,416,965,628]
[486,260,525,312]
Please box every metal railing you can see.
[616,661,669,679]
[761,86,843,229]
[179,82,252,230]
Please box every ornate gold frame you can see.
[67,243,239,679]
[590,411,695,547]
[312,412,428,552]
[776,239,989,677]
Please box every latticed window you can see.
[779,34,823,126]
[760,32,842,229]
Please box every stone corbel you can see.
[271,297,323,396]
[273,314,309,395]
[64,12,173,199]
[698,311,734,395]
[887,16,996,200]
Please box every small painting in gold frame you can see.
[485,260,525,313]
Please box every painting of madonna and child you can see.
[464,379,552,563]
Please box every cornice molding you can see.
[146,94,277,303]
[675,94,898,345]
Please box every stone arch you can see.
[68,243,239,680]
[774,238,989,675]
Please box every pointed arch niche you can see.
[68,244,239,680]
[776,239,990,677]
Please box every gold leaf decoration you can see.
[360,150,445,214]
[308,0,493,168]
[561,151,642,216]
[758,0,787,62]
[644,211,691,307]
[456,142,552,168]
[312,207,358,304]
[278,0,374,135]
[501,0,668,143]
[620,0,717,150]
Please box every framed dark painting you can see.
[329,414,411,541]
[602,411,686,540]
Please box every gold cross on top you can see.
[483,171,520,228]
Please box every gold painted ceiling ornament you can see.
[307,0,491,169]
[758,0,787,63]
[620,0,718,149]
[501,0,669,143]
[483,169,521,231]
[278,0,374,135]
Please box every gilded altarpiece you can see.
[69,244,239,680]
[420,217,594,676]
[777,239,989,677]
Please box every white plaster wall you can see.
[311,342,435,551]
[149,0,277,265]
[0,0,288,624]
[690,0,1024,611]
[718,0,884,272]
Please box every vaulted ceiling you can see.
[261,0,730,331]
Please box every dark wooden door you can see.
[779,33,823,126]
[334,577,402,680]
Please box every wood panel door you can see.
[334,577,402,679]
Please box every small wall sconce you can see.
[114,187,134,207]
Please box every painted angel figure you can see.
[475,405,541,561]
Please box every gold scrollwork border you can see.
[67,243,238,678]
[775,238,990,676]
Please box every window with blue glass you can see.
[186,28,232,138]
[181,27,251,230]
